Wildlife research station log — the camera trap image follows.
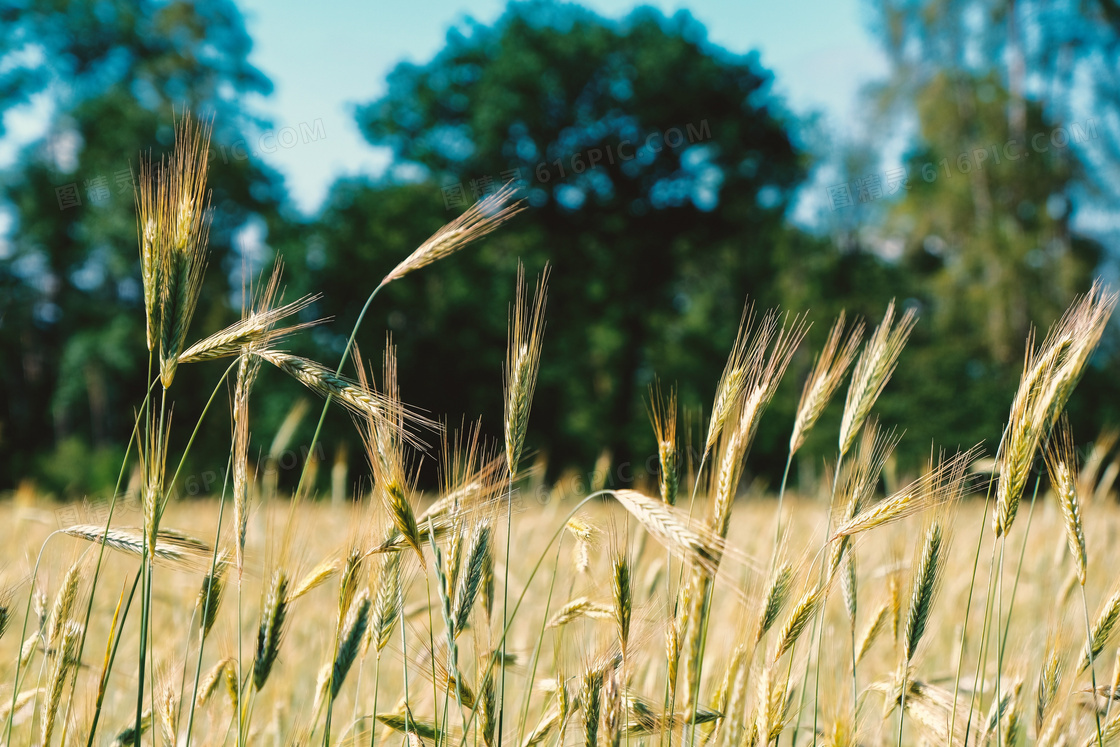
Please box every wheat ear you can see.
[179,261,322,363]
[838,299,917,459]
[903,521,947,663]
[252,569,290,691]
[756,561,794,645]
[504,261,549,476]
[790,311,864,455]
[155,114,213,388]
[331,589,371,701]
[1080,591,1120,672]
[612,545,633,658]
[648,381,679,506]
[452,520,491,636]
[1045,418,1088,584]
[381,183,525,285]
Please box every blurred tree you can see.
[860,0,1120,456]
[305,0,810,480]
[871,0,1120,211]
[0,0,290,491]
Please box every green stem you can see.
[293,280,387,505]
[962,530,1000,747]
[797,454,843,747]
[849,615,858,723]
[996,476,1041,665]
[136,384,168,744]
[5,378,158,745]
[1082,583,1105,747]
[685,581,715,747]
[455,491,612,747]
[184,454,233,746]
[947,479,994,747]
[993,537,1005,747]
[896,666,908,747]
[519,538,564,740]
[773,451,793,561]
[85,569,143,747]
[370,653,382,747]
[498,469,516,747]
[237,557,244,747]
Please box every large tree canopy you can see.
[307,1,812,476]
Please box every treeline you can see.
[1,0,1117,497]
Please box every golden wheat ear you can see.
[252,568,290,691]
[178,274,324,364]
[504,261,549,478]
[790,310,864,456]
[1045,417,1088,585]
[155,113,215,388]
[381,182,525,286]
[62,525,215,573]
[833,445,979,538]
[838,299,917,459]
[647,381,679,507]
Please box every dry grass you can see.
[4,484,1120,745]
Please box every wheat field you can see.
[5,114,1120,747]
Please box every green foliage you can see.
[0,0,290,489]
[305,1,810,478]
[2,0,1117,494]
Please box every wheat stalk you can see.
[1046,419,1088,585]
[790,311,864,456]
[61,524,212,570]
[152,115,214,388]
[1080,591,1120,672]
[838,300,917,459]
[504,261,549,476]
[381,183,525,285]
[252,569,290,691]
[331,589,371,701]
[648,382,679,506]
[452,520,491,636]
[756,561,794,645]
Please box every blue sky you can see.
[235,0,888,215]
